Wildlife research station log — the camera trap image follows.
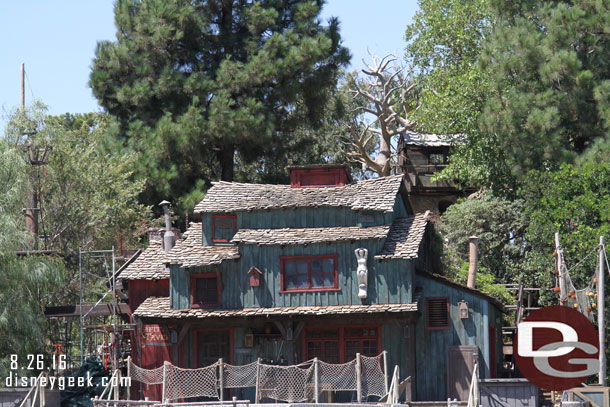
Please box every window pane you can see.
[324,341,339,363]
[285,274,297,289]
[285,261,296,276]
[308,341,322,359]
[297,274,309,289]
[214,216,235,241]
[345,328,361,338]
[323,329,339,338]
[345,341,360,361]
[312,272,323,287]
[196,276,218,305]
[322,258,334,274]
[312,259,322,275]
[297,260,308,276]
[362,340,378,356]
[297,260,308,288]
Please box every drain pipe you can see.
[467,236,478,289]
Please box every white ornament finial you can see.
[355,248,368,299]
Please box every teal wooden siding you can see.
[171,242,414,309]
[413,272,502,401]
[201,194,409,245]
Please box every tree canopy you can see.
[90,0,350,211]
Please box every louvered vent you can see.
[427,298,449,329]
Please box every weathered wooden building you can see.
[398,131,476,214]
[119,164,504,402]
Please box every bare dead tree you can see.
[341,54,417,177]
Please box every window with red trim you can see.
[212,215,236,242]
[305,326,380,363]
[426,297,449,330]
[191,273,221,307]
[280,255,338,292]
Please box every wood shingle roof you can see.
[194,175,404,214]
[375,212,430,260]
[133,296,419,319]
[169,222,240,268]
[117,240,169,280]
[232,225,390,245]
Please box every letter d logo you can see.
[514,305,599,391]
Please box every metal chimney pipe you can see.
[467,236,478,289]
[159,200,175,252]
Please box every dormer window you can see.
[191,272,221,307]
[212,214,236,243]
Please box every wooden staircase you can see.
[500,281,542,377]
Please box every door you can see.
[195,329,232,367]
[446,345,479,401]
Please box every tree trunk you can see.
[376,135,392,176]
[217,144,235,182]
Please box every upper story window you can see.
[429,153,447,166]
[191,272,221,307]
[426,297,449,330]
[212,214,236,243]
[280,254,338,293]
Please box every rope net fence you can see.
[129,353,388,403]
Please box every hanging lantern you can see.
[458,300,469,319]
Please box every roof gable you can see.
[194,175,404,214]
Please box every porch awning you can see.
[133,297,419,319]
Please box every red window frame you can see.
[303,326,381,363]
[212,214,237,243]
[279,254,339,293]
[426,297,450,330]
[190,272,222,308]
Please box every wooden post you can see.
[313,358,319,403]
[599,236,606,386]
[21,63,25,109]
[355,353,362,402]
[555,233,566,304]
[40,374,45,407]
[126,356,131,401]
[161,361,168,404]
[383,351,389,395]
[219,358,224,402]
[255,358,261,403]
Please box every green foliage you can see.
[439,192,528,283]
[90,0,350,212]
[405,0,504,187]
[522,161,610,294]
[0,140,64,377]
[479,0,610,185]
[443,248,514,306]
[42,112,150,258]
[0,102,151,373]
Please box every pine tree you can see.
[90,0,350,207]
[479,0,610,181]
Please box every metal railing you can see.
[18,371,48,407]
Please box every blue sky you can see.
[0,1,418,129]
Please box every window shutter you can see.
[427,298,449,329]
